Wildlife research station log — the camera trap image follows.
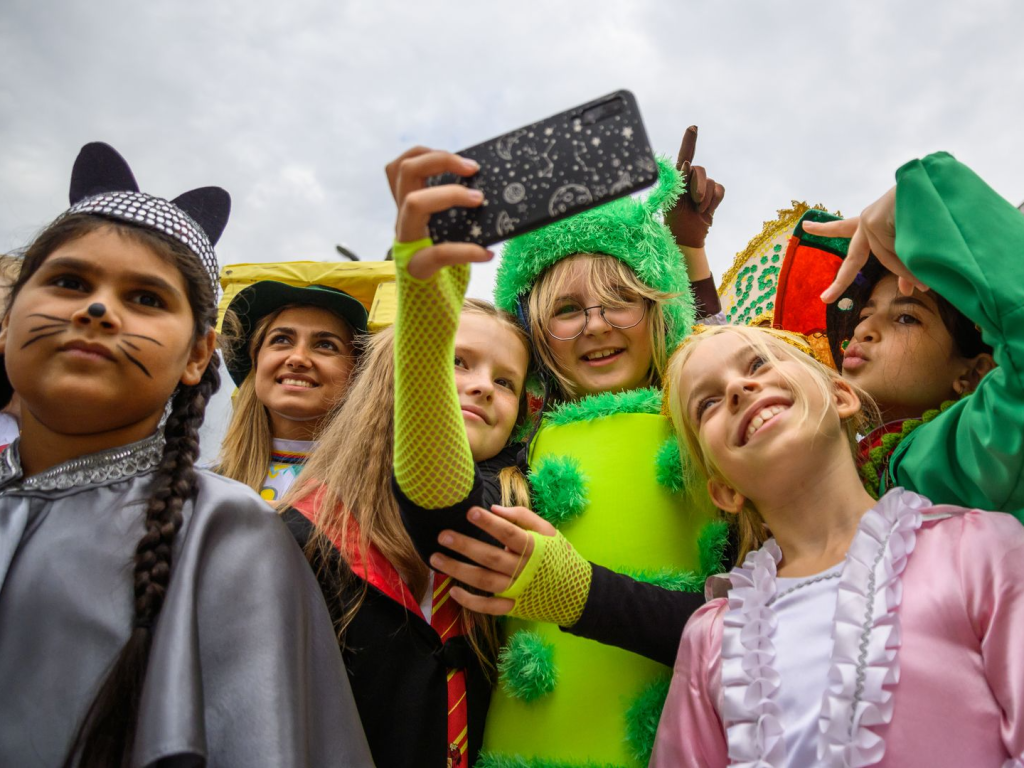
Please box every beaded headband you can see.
[62,142,230,296]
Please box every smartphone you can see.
[428,90,658,246]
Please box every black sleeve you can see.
[562,564,705,666]
[282,506,313,549]
[392,468,501,566]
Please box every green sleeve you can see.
[889,152,1024,519]
[392,238,476,508]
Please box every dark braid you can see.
[63,357,220,768]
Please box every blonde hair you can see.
[527,254,673,400]
[666,325,877,561]
[216,311,280,491]
[282,315,522,674]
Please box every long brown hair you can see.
[283,298,534,672]
[282,327,503,672]
[6,214,220,768]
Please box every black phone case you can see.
[428,90,657,247]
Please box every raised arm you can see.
[808,152,1024,515]
[887,153,1024,514]
[389,148,491,510]
[666,125,726,320]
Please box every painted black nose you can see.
[87,303,106,318]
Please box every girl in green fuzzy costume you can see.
[418,132,730,768]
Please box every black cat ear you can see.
[69,142,140,205]
[172,187,231,245]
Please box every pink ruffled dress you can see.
[650,489,1024,768]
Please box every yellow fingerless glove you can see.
[496,530,593,627]
[392,237,476,508]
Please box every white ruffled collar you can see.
[718,488,937,768]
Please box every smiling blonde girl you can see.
[652,324,1024,767]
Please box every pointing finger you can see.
[676,125,698,170]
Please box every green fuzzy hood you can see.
[494,156,695,352]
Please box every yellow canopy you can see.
[217,260,396,333]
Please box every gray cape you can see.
[0,434,373,767]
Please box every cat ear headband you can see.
[61,142,230,294]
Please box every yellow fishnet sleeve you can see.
[392,238,476,508]
[496,530,593,627]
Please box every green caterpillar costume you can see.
[482,158,722,767]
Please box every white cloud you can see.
[4,0,1021,457]
[2,0,1021,283]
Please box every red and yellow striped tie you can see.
[430,574,469,767]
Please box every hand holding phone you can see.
[427,90,658,247]
[387,148,494,280]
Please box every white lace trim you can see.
[719,489,934,768]
[817,489,927,767]
[720,539,786,767]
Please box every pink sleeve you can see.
[957,510,1024,761]
[650,599,729,768]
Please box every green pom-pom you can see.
[621,520,730,594]
[530,455,589,527]
[476,754,621,768]
[655,435,685,493]
[697,519,730,578]
[625,675,672,764]
[498,630,557,703]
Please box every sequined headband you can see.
[63,190,220,292]
[61,142,231,298]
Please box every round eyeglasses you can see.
[546,299,648,341]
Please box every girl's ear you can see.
[954,352,996,396]
[833,377,861,420]
[0,315,8,357]
[181,329,216,387]
[707,476,746,514]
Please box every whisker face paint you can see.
[119,345,152,378]
[21,330,63,349]
[123,332,163,347]
[27,313,70,324]
[29,323,68,333]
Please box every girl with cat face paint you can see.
[0,143,371,768]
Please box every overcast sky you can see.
[3,0,1022,452]
[3,0,1022,296]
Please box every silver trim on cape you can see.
[0,432,165,493]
